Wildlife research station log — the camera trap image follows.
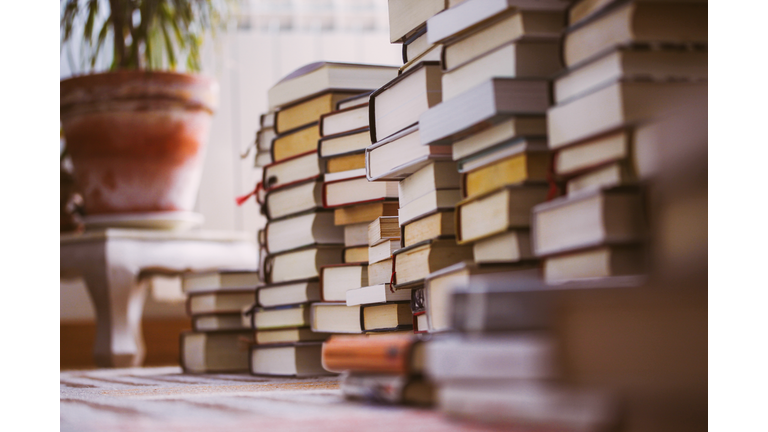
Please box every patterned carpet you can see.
[60,367,509,432]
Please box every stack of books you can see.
[178,270,260,373]
[413,0,571,332]
[246,62,398,376]
[532,0,707,285]
[254,111,276,168]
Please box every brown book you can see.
[462,147,550,199]
[326,152,366,173]
[532,186,646,257]
[344,245,369,264]
[322,334,421,374]
[368,216,401,247]
[334,202,400,226]
[191,312,249,332]
[544,244,645,284]
[456,184,549,244]
[394,239,474,287]
[275,91,362,134]
[272,123,320,162]
[564,1,707,68]
[403,211,456,247]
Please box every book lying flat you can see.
[254,327,330,345]
[264,178,324,220]
[346,284,411,307]
[265,210,343,254]
[320,263,369,303]
[251,304,311,330]
[257,279,321,308]
[266,245,345,284]
[180,331,251,374]
[310,303,363,334]
[275,91,362,134]
[182,271,260,294]
[191,312,250,332]
[321,335,422,374]
[249,342,334,377]
[187,289,256,316]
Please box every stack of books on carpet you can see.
[534,0,707,285]
[178,270,260,373]
[323,334,434,406]
[414,0,570,332]
[246,62,398,376]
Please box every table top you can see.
[60,367,507,432]
[61,229,254,245]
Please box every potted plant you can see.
[60,0,233,220]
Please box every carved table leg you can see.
[79,259,148,368]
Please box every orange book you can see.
[321,334,421,374]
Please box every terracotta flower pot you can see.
[60,71,218,215]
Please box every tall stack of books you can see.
[532,0,707,285]
[178,270,260,373]
[415,0,571,332]
[247,62,398,376]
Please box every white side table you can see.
[60,229,257,367]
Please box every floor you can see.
[60,367,508,432]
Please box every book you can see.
[275,91,363,134]
[310,303,363,334]
[182,270,260,294]
[265,211,343,254]
[326,152,366,173]
[257,279,321,308]
[399,43,443,75]
[187,289,256,315]
[393,239,474,287]
[398,161,460,207]
[346,284,412,307]
[256,127,276,152]
[437,381,618,430]
[442,10,564,71]
[318,129,371,158]
[368,216,401,246]
[268,62,398,109]
[362,302,413,332]
[544,244,645,284]
[441,40,561,101]
[553,129,631,177]
[254,150,272,168]
[324,167,367,183]
[254,327,330,345]
[251,304,311,330]
[452,116,546,161]
[343,245,369,264]
[424,333,557,381]
[323,176,399,208]
[272,123,320,162]
[179,331,251,373]
[320,103,370,137]
[567,161,636,195]
[191,313,249,332]
[563,1,707,68]
[370,62,442,143]
[320,263,369,302]
[262,150,321,191]
[340,373,434,407]
[264,178,323,220]
[554,46,708,105]
[344,222,370,247]
[399,189,461,227]
[388,0,447,43]
[420,78,551,146]
[321,334,421,374]
[460,139,549,198]
[260,111,276,129]
[457,136,548,175]
[267,245,345,284]
[368,239,401,265]
[473,229,533,263]
[456,184,549,244]
[334,202,399,226]
[336,91,373,110]
[368,258,394,286]
[427,0,571,45]
[531,186,646,257]
[425,261,538,332]
[366,125,452,181]
[249,342,333,377]
[403,211,455,247]
[403,26,431,63]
